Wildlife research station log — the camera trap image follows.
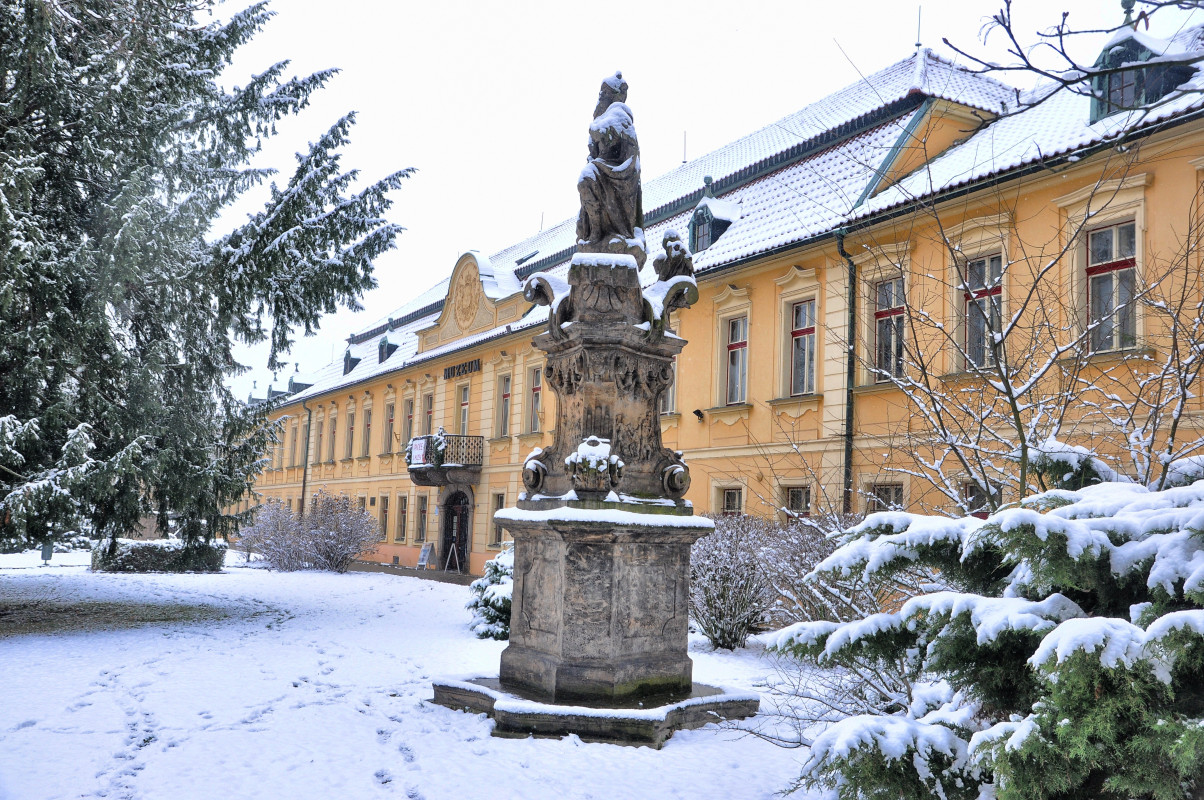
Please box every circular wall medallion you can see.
[454,267,481,329]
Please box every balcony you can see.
[406,433,484,486]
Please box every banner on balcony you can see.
[411,438,427,464]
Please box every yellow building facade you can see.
[253,39,1204,574]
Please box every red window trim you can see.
[1085,256,1136,277]
[727,318,748,351]
[790,301,816,397]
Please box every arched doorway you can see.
[441,491,471,572]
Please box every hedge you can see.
[91,539,226,573]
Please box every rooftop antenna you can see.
[540,211,545,231]
[682,131,687,164]
[915,6,923,51]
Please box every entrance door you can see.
[441,492,471,572]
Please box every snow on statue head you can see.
[593,71,628,117]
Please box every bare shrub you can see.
[304,490,380,573]
[690,514,775,650]
[239,492,378,573]
[238,501,307,571]
[760,515,877,628]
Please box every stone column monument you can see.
[433,73,757,744]
[497,71,708,703]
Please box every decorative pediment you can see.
[429,253,507,343]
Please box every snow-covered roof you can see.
[860,45,1204,220]
[281,37,1204,404]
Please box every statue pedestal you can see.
[496,507,711,703]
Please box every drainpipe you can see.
[836,230,857,515]
[299,398,313,520]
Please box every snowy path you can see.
[0,558,810,799]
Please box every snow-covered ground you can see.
[0,552,812,800]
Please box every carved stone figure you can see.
[652,229,694,282]
[576,72,645,268]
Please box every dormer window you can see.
[689,176,738,253]
[378,337,398,364]
[343,349,361,376]
[692,205,716,252]
[1090,33,1196,123]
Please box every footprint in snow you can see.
[12,720,36,730]
[374,769,394,785]
[398,744,415,763]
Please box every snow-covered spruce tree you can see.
[769,476,1204,799]
[0,1,410,551]
[467,546,514,640]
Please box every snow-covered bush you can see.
[238,501,308,571]
[690,515,775,650]
[304,490,381,573]
[758,514,890,628]
[238,491,378,573]
[467,546,514,640]
[91,538,226,573]
[769,482,1204,799]
[1028,436,1123,490]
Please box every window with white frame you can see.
[422,393,434,436]
[497,375,511,437]
[395,495,408,542]
[528,368,542,432]
[416,495,428,542]
[314,415,324,465]
[492,492,506,545]
[659,356,677,414]
[785,486,810,519]
[361,407,372,457]
[326,412,337,461]
[382,402,395,454]
[458,384,470,435]
[868,483,904,513]
[959,480,998,518]
[344,411,355,460]
[874,277,905,381]
[721,487,743,516]
[289,425,298,467]
[300,421,309,465]
[963,254,1003,368]
[1086,220,1137,352]
[402,398,414,447]
[790,300,816,396]
[726,316,748,404]
[379,495,389,541]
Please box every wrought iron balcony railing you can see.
[406,434,484,470]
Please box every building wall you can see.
[253,116,1204,575]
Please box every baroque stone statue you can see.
[652,229,694,282]
[576,71,645,268]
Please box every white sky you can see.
[220,0,1201,400]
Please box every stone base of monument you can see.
[431,677,759,748]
